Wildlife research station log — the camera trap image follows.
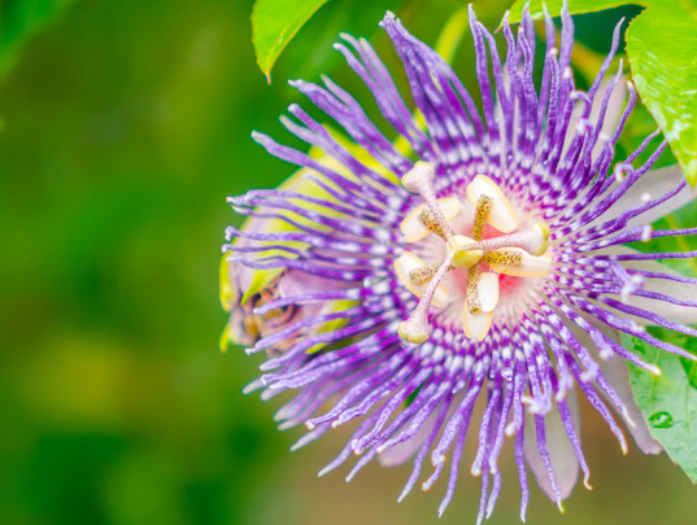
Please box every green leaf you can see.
[251,0,333,83]
[507,0,647,22]
[623,193,697,481]
[621,330,697,483]
[626,3,697,187]
[0,0,77,78]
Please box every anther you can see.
[467,264,483,314]
[462,304,494,341]
[466,175,518,233]
[399,196,462,243]
[409,263,441,285]
[401,162,455,244]
[393,252,449,307]
[485,248,552,278]
[399,251,456,345]
[473,194,492,241]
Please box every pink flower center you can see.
[394,162,552,343]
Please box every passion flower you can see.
[221,3,697,522]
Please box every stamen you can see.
[399,250,456,344]
[462,192,499,341]
[394,252,449,307]
[401,162,455,244]
[467,264,483,314]
[399,196,462,243]
[473,195,492,241]
[466,175,518,233]
[418,209,448,240]
[465,269,499,314]
[477,272,500,312]
[485,248,552,278]
[409,263,442,285]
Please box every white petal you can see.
[478,272,500,312]
[567,77,628,159]
[598,356,662,455]
[569,318,663,455]
[378,411,435,467]
[524,392,580,503]
[601,246,697,325]
[462,307,493,341]
[595,164,693,228]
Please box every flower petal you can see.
[524,393,580,502]
[599,164,693,228]
[602,246,697,325]
[378,409,439,467]
[566,76,627,159]
[597,356,663,455]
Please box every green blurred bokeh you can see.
[0,0,694,524]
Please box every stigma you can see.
[395,162,551,344]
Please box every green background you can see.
[0,0,694,524]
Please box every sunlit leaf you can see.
[507,0,648,22]
[626,3,697,187]
[251,0,333,83]
[306,299,360,354]
[621,330,697,484]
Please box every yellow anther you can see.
[466,175,518,233]
[473,194,492,241]
[486,248,552,278]
[418,209,448,240]
[399,196,462,243]
[400,162,455,244]
[477,272,500,313]
[409,263,441,285]
[484,249,523,267]
[466,264,483,314]
[393,252,449,307]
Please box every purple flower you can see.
[222,3,697,521]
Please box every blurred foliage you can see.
[0,0,77,77]
[0,1,696,524]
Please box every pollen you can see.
[395,164,552,343]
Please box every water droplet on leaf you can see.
[648,411,673,429]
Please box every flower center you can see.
[394,162,552,344]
